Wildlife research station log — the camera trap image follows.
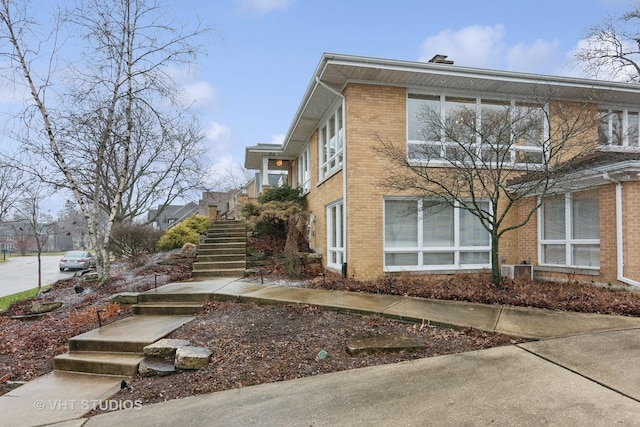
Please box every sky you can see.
[4,0,637,214]
[174,0,636,189]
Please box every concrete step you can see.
[53,351,143,376]
[67,315,195,353]
[202,237,247,244]
[191,268,246,278]
[131,302,203,316]
[193,260,247,270]
[138,292,210,304]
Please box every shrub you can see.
[111,223,163,262]
[257,186,305,204]
[157,215,210,251]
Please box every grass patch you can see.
[0,286,50,313]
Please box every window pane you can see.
[460,251,490,264]
[572,191,599,239]
[612,110,623,146]
[423,202,453,246]
[445,97,476,144]
[573,245,600,267]
[385,253,418,266]
[423,252,454,265]
[408,94,440,141]
[628,112,639,147]
[460,206,489,246]
[543,195,565,239]
[385,200,418,247]
[543,244,566,264]
[598,110,610,145]
[480,99,510,146]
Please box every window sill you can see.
[317,167,343,187]
[534,265,600,276]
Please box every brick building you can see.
[245,53,640,288]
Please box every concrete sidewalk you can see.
[5,277,640,426]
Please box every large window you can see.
[319,105,343,180]
[297,145,310,194]
[599,108,640,147]
[384,199,491,271]
[407,94,546,166]
[539,191,600,268]
[327,201,344,268]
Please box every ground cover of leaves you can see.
[4,243,640,411]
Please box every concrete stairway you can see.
[192,220,247,278]
[53,315,195,376]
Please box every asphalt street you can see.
[0,255,71,297]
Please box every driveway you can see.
[0,255,72,298]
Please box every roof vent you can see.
[428,54,454,65]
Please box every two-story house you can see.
[245,53,640,288]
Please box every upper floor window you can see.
[319,105,343,180]
[297,145,310,194]
[407,94,547,166]
[598,108,640,148]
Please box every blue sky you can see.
[175,0,635,187]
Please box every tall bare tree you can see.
[0,0,213,285]
[376,98,597,285]
[575,6,640,82]
[0,155,25,223]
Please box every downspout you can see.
[603,172,640,287]
[316,77,347,276]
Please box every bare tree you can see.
[0,156,25,223]
[0,0,213,285]
[375,98,597,285]
[575,6,640,82]
[11,184,56,293]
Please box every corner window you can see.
[540,191,600,268]
[599,108,640,147]
[384,198,491,271]
[319,105,343,180]
[297,145,310,194]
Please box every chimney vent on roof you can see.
[428,54,454,65]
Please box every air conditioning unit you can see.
[501,264,533,281]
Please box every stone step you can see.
[193,260,246,270]
[202,237,247,244]
[196,254,246,263]
[197,246,246,256]
[138,292,210,304]
[131,302,203,316]
[53,351,143,376]
[68,315,195,353]
[191,268,246,278]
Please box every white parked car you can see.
[59,251,96,271]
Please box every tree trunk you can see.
[491,232,501,286]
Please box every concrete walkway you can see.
[4,277,640,426]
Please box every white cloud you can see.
[181,80,219,109]
[205,121,233,149]
[419,24,562,74]
[268,133,285,145]
[238,0,293,16]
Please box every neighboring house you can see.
[227,175,260,220]
[148,202,199,231]
[245,52,640,288]
[198,191,234,220]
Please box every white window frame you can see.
[327,201,344,269]
[406,93,548,167]
[598,107,640,148]
[538,192,600,269]
[383,198,492,272]
[297,144,311,194]
[319,104,344,180]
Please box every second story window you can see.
[407,94,547,166]
[598,108,640,148]
[319,105,343,180]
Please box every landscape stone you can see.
[346,334,426,356]
[143,339,191,359]
[138,358,177,377]
[110,292,140,304]
[175,346,212,370]
[24,301,62,314]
